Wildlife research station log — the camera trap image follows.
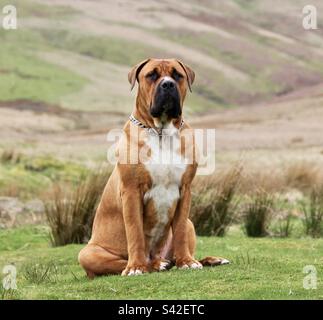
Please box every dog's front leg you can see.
[172,184,202,270]
[121,189,148,276]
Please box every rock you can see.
[0,197,24,213]
[25,199,45,215]
[0,197,45,228]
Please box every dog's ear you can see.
[128,59,151,91]
[176,60,195,92]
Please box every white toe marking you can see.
[221,259,230,265]
[128,269,144,276]
[191,262,203,269]
[134,269,143,275]
[159,261,169,271]
[179,264,189,269]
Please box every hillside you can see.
[1,0,323,114]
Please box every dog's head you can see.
[128,58,195,125]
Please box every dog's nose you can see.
[160,79,176,91]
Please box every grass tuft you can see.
[0,287,19,300]
[22,261,59,284]
[285,162,320,193]
[243,192,274,237]
[302,186,323,238]
[191,166,241,236]
[45,167,110,246]
[0,148,22,165]
[272,212,294,238]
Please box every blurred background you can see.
[1,0,323,228]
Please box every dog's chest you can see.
[143,131,187,246]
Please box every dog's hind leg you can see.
[161,220,230,268]
[187,219,230,267]
[78,244,127,278]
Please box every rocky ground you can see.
[0,197,44,228]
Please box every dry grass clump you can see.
[45,167,110,246]
[302,186,323,238]
[284,162,320,193]
[243,192,274,237]
[237,167,285,195]
[0,148,22,164]
[234,162,323,196]
[190,166,242,236]
[191,161,323,238]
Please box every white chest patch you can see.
[143,124,187,248]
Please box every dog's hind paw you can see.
[199,256,230,267]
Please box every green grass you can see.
[0,225,322,299]
[0,154,89,199]
[0,39,86,104]
[0,1,86,105]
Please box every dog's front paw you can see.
[176,258,203,270]
[121,264,148,276]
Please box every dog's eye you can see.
[146,71,159,81]
[172,69,184,82]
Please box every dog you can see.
[78,58,229,278]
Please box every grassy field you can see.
[0,225,322,300]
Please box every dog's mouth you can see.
[150,90,181,121]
